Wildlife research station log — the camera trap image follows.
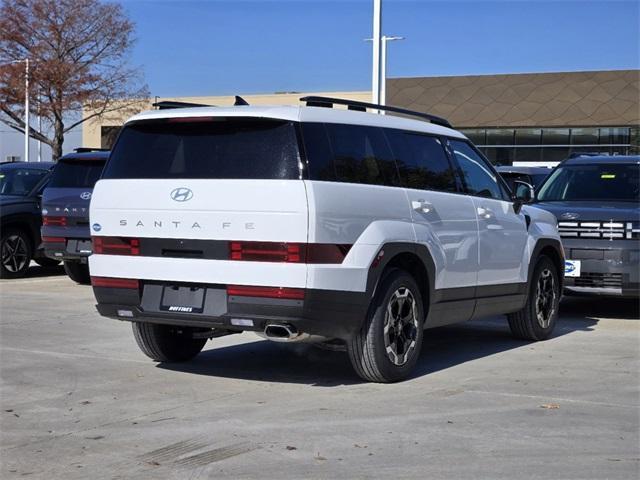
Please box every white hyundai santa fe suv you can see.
[90,96,563,382]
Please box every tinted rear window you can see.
[384,129,457,192]
[49,160,105,188]
[301,123,400,186]
[102,118,301,180]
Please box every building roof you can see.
[387,70,640,128]
[126,104,466,139]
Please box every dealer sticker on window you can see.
[565,260,581,277]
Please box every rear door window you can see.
[49,161,106,188]
[301,123,400,186]
[384,129,458,192]
[102,118,301,180]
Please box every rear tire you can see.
[508,256,560,341]
[132,322,207,362]
[348,269,424,383]
[63,261,90,285]
[0,228,33,279]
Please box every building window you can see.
[101,126,121,149]
[461,126,632,165]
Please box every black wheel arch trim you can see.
[365,242,436,312]
[529,238,565,293]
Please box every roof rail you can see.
[300,96,453,129]
[74,147,109,153]
[152,100,213,110]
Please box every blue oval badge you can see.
[565,261,575,273]
[92,223,102,232]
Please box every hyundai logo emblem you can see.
[560,212,580,220]
[80,191,92,200]
[170,187,193,202]
[92,223,102,232]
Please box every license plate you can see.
[564,260,581,277]
[160,286,205,313]
[75,240,92,254]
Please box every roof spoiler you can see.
[152,100,213,110]
[73,147,110,153]
[300,96,453,129]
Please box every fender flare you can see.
[528,238,565,293]
[364,242,436,310]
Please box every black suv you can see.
[41,150,109,284]
[0,161,58,278]
[535,155,639,297]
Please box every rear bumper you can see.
[41,224,92,261]
[94,281,369,340]
[563,238,640,297]
[43,238,93,261]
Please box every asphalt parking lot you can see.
[1,265,638,479]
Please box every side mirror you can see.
[512,180,535,214]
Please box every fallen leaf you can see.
[540,403,560,409]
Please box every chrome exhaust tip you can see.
[264,323,298,339]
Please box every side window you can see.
[384,129,458,192]
[449,140,504,200]
[302,123,400,186]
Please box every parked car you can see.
[0,161,58,278]
[534,155,639,297]
[41,149,109,284]
[496,165,552,191]
[89,97,563,382]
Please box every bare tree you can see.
[0,0,148,160]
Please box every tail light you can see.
[93,237,140,255]
[229,241,351,264]
[227,285,305,300]
[230,241,303,262]
[91,276,139,289]
[43,216,66,226]
[42,236,65,243]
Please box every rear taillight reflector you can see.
[91,276,139,289]
[227,285,305,300]
[93,237,140,255]
[42,236,65,243]
[229,242,351,264]
[230,241,303,263]
[43,216,66,226]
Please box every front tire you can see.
[348,269,424,383]
[63,261,91,284]
[508,256,560,341]
[0,228,33,279]
[132,322,207,362]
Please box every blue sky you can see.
[122,0,640,97]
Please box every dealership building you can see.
[83,69,639,166]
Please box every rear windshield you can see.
[537,163,640,202]
[102,118,301,180]
[49,160,106,188]
[0,167,49,196]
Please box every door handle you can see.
[412,199,434,214]
[477,206,493,219]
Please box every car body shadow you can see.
[158,300,605,386]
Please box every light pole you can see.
[380,36,404,109]
[2,59,30,162]
[365,35,405,111]
[371,0,382,107]
[24,58,29,162]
